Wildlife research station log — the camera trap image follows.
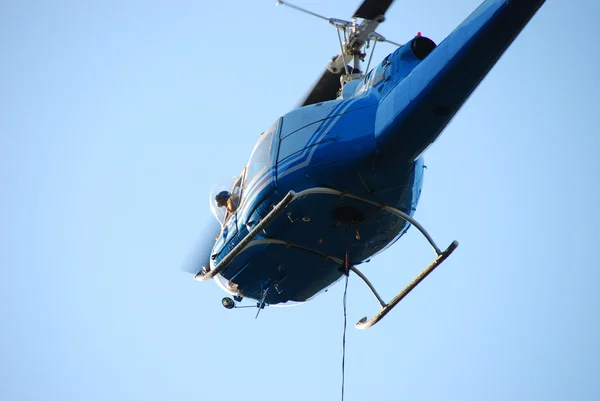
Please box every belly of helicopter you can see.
[216,156,425,305]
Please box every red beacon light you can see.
[417,31,422,36]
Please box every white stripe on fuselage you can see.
[236,98,361,222]
[278,98,361,180]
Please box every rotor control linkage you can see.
[276,0,401,81]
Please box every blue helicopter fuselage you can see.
[209,0,545,304]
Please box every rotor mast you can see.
[276,0,400,84]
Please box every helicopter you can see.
[185,0,546,329]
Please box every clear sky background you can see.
[2,1,600,400]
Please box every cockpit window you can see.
[244,119,279,191]
[209,118,279,227]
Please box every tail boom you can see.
[375,0,546,160]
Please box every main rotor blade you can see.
[298,0,395,107]
[353,0,395,20]
[299,67,346,107]
[299,63,360,107]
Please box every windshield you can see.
[244,120,278,191]
[209,119,279,227]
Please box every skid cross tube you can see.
[347,265,386,307]
[293,187,444,255]
[197,187,444,280]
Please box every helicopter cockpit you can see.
[209,118,280,228]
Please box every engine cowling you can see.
[411,36,437,60]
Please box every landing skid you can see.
[353,240,458,330]
[195,187,458,330]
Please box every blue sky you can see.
[2,1,600,400]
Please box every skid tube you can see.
[195,187,458,330]
[354,240,458,330]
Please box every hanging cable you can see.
[341,240,351,401]
[341,271,349,401]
